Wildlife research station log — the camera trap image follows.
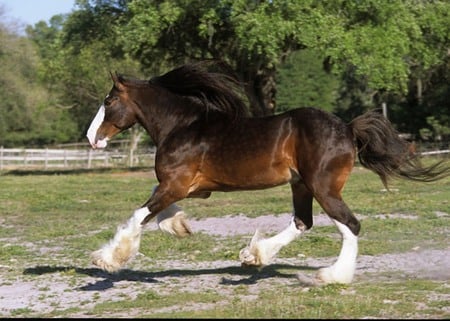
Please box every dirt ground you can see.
[1,212,449,317]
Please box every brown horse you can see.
[86,61,449,284]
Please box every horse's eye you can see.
[104,96,118,107]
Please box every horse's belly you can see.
[201,159,294,191]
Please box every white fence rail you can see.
[420,149,450,156]
[0,146,448,171]
[0,147,155,170]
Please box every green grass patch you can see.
[0,165,449,318]
[164,280,449,319]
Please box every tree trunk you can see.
[128,126,142,167]
[416,78,423,104]
[241,68,277,116]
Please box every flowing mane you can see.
[149,61,250,119]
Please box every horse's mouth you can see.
[90,138,109,149]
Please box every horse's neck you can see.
[136,89,199,146]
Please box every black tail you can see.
[349,109,450,187]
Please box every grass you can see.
[164,280,448,319]
[0,160,449,318]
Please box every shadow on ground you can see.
[1,166,153,176]
[23,263,318,291]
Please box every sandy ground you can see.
[1,212,449,317]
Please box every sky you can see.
[1,0,76,26]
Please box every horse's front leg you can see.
[91,207,150,273]
[91,185,191,273]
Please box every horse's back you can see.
[286,107,349,136]
[183,107,355,191]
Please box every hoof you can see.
[239,230,269,267]
[171,212,193,237]
[239,247,261,267]
[90,249,123,273]
[157,207,193,238]
[90,234,139,273]
[315,266,353,285]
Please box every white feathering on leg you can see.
[240,217,304,266]
[316,219,358,284]
[156,203,192,237]
[91,207,150,272]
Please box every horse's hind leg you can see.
[239,181,313,267]
[316,215,358,284]
[311,169,360,284]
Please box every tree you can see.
[27,1,142,141]
[28,0,450,145]
[113,0,449,117]
[276,49,339,113]
[387,56,450,142]
[0,9,78,147]
[118,0,343,115]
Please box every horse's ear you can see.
[109,71,117,82]
[110,71,125,91]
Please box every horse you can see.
[86,61,449,284]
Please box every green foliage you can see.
[0,21,78,147]
[276,49,339,113]
[385,56,450,139]
[119,0,450,120]
[26,2,142,140]
[1,0,449,146]
[420,116,450,142]
[320,0,450,91]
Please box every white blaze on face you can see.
[86,105,108,148]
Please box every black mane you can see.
[149,61,250,119]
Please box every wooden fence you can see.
[0,147,156,170]
[0,146,448,171]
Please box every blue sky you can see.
[1,0,75,26]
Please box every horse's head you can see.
[86,72,138,148]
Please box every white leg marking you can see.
[240,216,304,266]
[149,185,192,237]
[156,203,192,237]
[316,219,358,284]
[91,207,150,273]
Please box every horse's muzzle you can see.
[86,105,107,148]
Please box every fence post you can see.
[0,146,3,170]
[382,102,388,119]
[87,149,92,169]
[44,148,48,170]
